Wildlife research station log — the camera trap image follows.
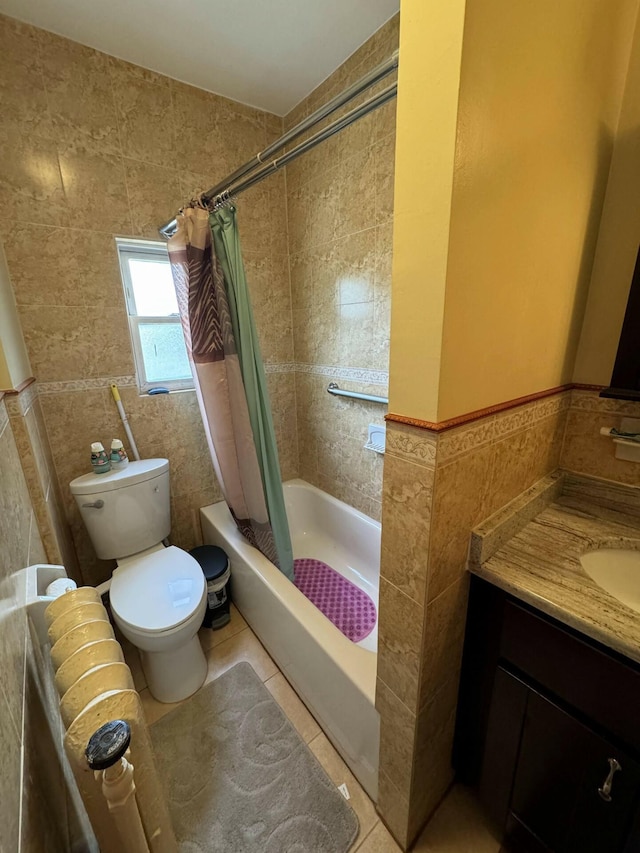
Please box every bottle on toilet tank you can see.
[90,442,111,475]
[110,438,129,469]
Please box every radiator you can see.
[46,587,177,853]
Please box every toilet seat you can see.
[110,545,205,634]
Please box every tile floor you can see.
[121,605,501,853]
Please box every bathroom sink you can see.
[580,549,640,613]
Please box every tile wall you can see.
[5,381,80,583]
[0,395,95,851]
[376,390,569,848]
[561,388,640,484]
[0,13,297,585]
[283,16,399,519]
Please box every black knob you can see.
[86,720,131,771]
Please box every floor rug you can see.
[151,662,359,852]
[294,558,377,642]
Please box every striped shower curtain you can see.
[167,206,294,580]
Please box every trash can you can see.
[189,545,231,629]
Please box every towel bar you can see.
[327,382,388,405]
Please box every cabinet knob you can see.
[598,757,622,802]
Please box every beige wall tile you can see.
[0,394,78,848]
[377,577,423,712]
[0,688,22,851]
[403,676,458,843]
[409,674,459,841]
[379,390,571,849]
[487,425,539,515]
[283,15,398,505]
[19,305,134,382]
[0,126,68,226]
[0,10,298,589]
[58,145,132,233]
[561,398,640,485]
[3,223,126,309]
[376,678,416,801]
[0,415,35,581]
[337,147,377,235]
[107,55,170,88]
[374,134,396,225]
[111,70,175,166]
[428,443,493,602]
[0,17,51,136]
[380,453,433,603]
[377,769,411,851]
[419,578,469,709]
[124,159,184,239]
[39,30,120,155]
[170,80,234,176]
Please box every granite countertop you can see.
[471,485,640,665]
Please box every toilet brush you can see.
[110,383,141,461]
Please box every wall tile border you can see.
[264,363,297,374]
[35,363,390,396]
[295,363,389,386]
[4,380,38,417]
[569,388,640,415]
[385,421,438,469]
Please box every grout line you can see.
[351,819,380,852]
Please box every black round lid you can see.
[86,720,131,770]
[189,545,229,581]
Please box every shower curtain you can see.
[167,205,294,580]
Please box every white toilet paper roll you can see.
[45,578,78,598]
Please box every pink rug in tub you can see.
[293,558,377,643]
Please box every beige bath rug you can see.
[151,662,359,852]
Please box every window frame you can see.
[115,238,193,393]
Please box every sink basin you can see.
[580,549,640,613]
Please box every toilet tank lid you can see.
[70,458,169,496]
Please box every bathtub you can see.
[200,479,380,799]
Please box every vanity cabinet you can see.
[455,576,640,853]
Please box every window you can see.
[116,239,193,392]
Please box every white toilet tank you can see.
[70,459,171,560]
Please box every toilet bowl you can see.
[70,459,209,703]
[110,545,208,702]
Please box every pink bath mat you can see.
[293,558,377,643]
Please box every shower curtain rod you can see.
[159,50,399,238]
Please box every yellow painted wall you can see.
[388,0,467,421]
[390,0,637,422]
[0,241,31,390]
[574,12,640,386]
[437,0,637,420]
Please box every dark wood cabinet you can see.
[455,577,640,853]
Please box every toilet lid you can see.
[110,546,205,633]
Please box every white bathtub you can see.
[200,479,380,799]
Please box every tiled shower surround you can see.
[0,12,397,585]
[286,18,397,519]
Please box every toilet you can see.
[70,459,207,703]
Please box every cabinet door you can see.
[508,691,640,853]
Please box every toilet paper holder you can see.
[25,563,76,646]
